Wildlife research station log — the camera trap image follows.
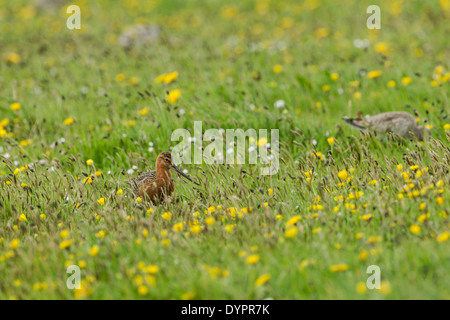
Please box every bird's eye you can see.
[165,158,171,163]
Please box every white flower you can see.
[148,147,154,152]
[274,100,285,108]
[127,169,134,175]
[179,109,186,115]
[132,165,138,170]
[353,39,370,49]
[312,139,317,146]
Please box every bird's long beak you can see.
[172,164,200,186]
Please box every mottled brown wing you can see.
[130,170,156,197]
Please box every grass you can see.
[0,0,449,299]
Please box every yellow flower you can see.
[129,76,139,86]
[436,197,444,205]
[208,206,216,213]
[245,254,260,264]
[268,188,274,196]
[401,77,412,85]
[359,250,368,261]
[367,70,382,79]
[117,189,123,195]
[205,217,215,226]
[116,73,126,82]
[190,225,202,234]
[144,265,159,274]
[337,170,348,180]
[59,240,72,249]
[330,264,349,272]
[63,117,74,126]
[181,292,196,300]
[330,73,339,80]
[272,64,283,73]
[10,102,21,111]
[19,139,32,147]
[166,89,181,104]
[97,198,105,205]
[257,138,268,147]
[5,52,21,64]
[314,28,329,39]
[138,285,148,295]
[95,230,106,238]
[255,274,270,287]
[83,177,93,184]
[40,214,46,220]
[322,84,330,92]
[18,214,27,222]
[436,231,449,242]
[356,282,367,294]
[379,281,392,295]
[409,224,420,234]
[136,197,142,203]
[387,80,396,88]
[327,137,335,145]
[162,212,171,220]
[374,42,390,55]
[353,92,362,99]
[165,71,179,84]
[60,229,69,239]
[89,245,99,256]
[444,124,450,131]
[286,215,302,227]
[9,239,20,249]
[139,108,149,116]
[86,159,94,166]
[173,222,183,232]
[284,227,298,238]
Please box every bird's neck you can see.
[156,164,172,180]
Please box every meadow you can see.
[0,0,449,299]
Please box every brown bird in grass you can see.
[344,111,428,141]
[130,151,199,203]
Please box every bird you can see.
[343,111,428,141]
[130,151,199,203]
[118,24,160,49]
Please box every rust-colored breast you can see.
[139,170,174,203]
